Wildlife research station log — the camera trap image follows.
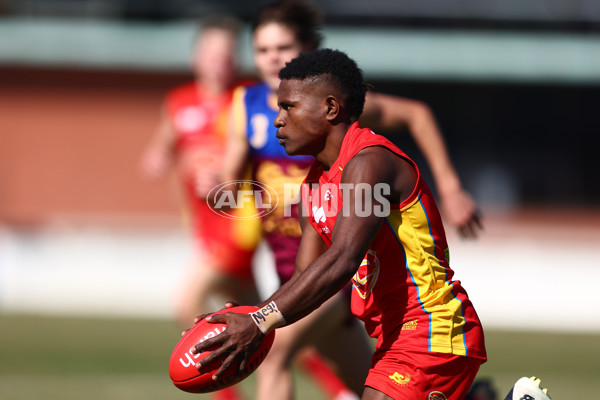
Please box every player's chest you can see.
[173,102,222,136]
[306,180,344,237]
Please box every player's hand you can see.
[190,311,264,380]
[195,169,222,199]
[440,188,483,239]
[181,302,239,337]
[140,148,170,181]
[192,301,238,325]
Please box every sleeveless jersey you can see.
[165,82,260,275]
[166,82,230,152]
[301,122,486,360]
[232,82,314,282]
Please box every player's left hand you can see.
[192,301,238,325]
[440,188,483,239]
[190,310,265,380]
[181,302,239,337]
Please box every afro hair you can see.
[279,48,368,119]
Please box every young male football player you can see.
[193,48,487,399]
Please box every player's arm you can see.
[191,147,409,377]
[139,105,176,180]
[270,155,386,324]
[293,205,329,277]
[253,200,329,310]
[266,147,413,324]
[361,91,482,238]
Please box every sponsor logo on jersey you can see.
[178,326,226,368]
[401,320,418,331]
[175,106,208,133]
[388,372,410,386]
[312,206,326,223]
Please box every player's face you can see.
[253,22,303,92]
[193,29,237,91]
[275,78,329,156]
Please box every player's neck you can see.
[315,125,350,170]
[197,79,229,98]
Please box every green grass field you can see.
[0,313,598,399]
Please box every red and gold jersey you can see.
[301,122,486,360]
[164,82,261,275]
[165,82,232,179]
[166,82,232,150]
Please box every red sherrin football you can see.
[169,305,275,393]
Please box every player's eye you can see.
[278,44,294,52]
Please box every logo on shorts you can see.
[428,391,447,400]
[388,372,410,386]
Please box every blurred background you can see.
[1,1,599,399]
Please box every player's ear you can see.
[324,95,340,121]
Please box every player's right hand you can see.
[140,148,170,180]
[440,188,483,239]
[191,310,264,379]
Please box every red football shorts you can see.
[365,347,482,400]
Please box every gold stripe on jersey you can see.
[385,196,469,356]
[232,86,248,140]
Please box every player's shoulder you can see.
[344,146,392,178]
[162,81,197,114]
[235,78,258,88]
[240,81,269,99]
[345,141,414,187]
[231,80,258,102]
[339,124,388,157]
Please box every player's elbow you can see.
[331,250,365,284]
[407,100,434,129]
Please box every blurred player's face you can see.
[275,78,329,156]
[253,22,304,92]
[193,29,237,92]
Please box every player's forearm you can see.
[266,248,358,326]
[140,130,175,180]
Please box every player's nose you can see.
[274,110,285,128]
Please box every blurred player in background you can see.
[139,17,261,400]
[219,1,483,399]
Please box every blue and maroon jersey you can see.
[301,122,486,360]
[232,82,313,283]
